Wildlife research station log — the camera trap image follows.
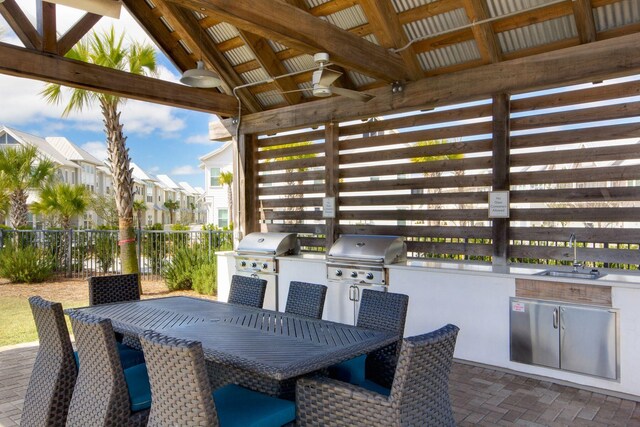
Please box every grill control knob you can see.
[240,261,247,267]
[350,271,358,278]
[335,269,342,277]
[262,263,268,269]
[366,272,374,280]
[251,262,257,268]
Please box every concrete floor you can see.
[1,343,638,426]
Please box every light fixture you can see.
[180,60,222,88]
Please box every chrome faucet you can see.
[568,233,582,272]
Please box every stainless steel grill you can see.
[326,235,407,286]
[234,232,300,311]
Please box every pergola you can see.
[1,0,640,265]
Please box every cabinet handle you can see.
[553,308,559,329]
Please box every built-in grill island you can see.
[234,232,300,310]
[326,235,407,324]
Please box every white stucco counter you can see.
[217,252,640,399]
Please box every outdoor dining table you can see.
[65,296,398,383]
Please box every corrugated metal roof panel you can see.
[392,0,434,14]
[363,33,379,45]
[486,0,560,18]
[305,0,331,8]
[207,23,239,43]
[348,71,377,87]
[144,0,155,8]
[282,54,316,74]
[497,15,576,53]
[322,5,368,30]
[224,46,255,66]
[178,39,192,55]
[403,8,469,41]
[255,90,286,107]
[594,0,640,32]
[417,40,480,71]
[241,68,271,84]
[159,16,174,33]
[192,10,206,20]
[268,40,289,53]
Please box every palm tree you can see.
[133,200,147,230]
[218,171,233,224]
[30,182,89,230]
[0,145,57,228]
[164,200,180,224]
[42,26,156,277]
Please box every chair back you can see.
[89,273,140,306]
[21,297,77,427]
[66,311,131,427]
[357,289,409,388]
[285,281,327,319]
[140,331,218,426]
[228,275,267,308]
[389,324,460,426]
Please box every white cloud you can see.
[171,165,201,175]
[148,166,160,174]
[81,141,109,162]
[185,134,214,145]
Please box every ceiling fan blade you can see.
[280,88,312,94]
[315,68,342,87]
[331,86,375,102]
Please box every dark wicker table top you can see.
[66,296,398,380]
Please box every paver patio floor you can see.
[1,343,638,426]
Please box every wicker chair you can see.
[89,273,140,306]
[139,330,296,427]
[284,281,327,319]
[297,324,460,427]
[227,275,267,308]
[21,297,78,427]
[66,311,151,427]
[329,289,409,388]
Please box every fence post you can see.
[0,229,3,249]
[137,229,142,276]
[208,229,213,261]
[67,229,73,278]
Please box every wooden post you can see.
[325,122,340,250]
[492,93,510,265]
[237,132,259,238]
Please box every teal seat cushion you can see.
[328,354,366,385]
[213,384,295,427]
[361,379,391,396]
[123,363,152,412]
[74,343,144,370]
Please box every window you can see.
[0,133,18,144]
[218,208,228,228]
[210,167,221,187]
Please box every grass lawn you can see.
[0,296,86,347]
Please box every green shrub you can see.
[171,224,190,231]
[94,232,118,273]
[163,245,208,291]
[192,260,217,295]
[0,244,54,283]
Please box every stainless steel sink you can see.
[535,269,605,280]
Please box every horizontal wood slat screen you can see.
[250,76,640,267]
[509,76,640,269]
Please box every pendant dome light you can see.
[180,25,222,88]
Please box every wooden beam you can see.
[463,0,502,63]
[0,41,238,116]
[572,0,598,44]
[359,0,424,81]
[165,0,409,82]
[226,32,640,134]
[0,0,42,50]
[57,13,102,55]
[36,0,57,53]
[491,93,510,266]
[239,133,259,235]
[238,30,302,105]
[156,1,263,113]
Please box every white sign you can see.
[488,191,510,218]
[512,302,526,313]
[323,197,336,218]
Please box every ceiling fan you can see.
[282,53,375,103]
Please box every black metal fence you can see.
[0,229,233,280]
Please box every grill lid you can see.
[236,232,300,256]
[327,235,407,265]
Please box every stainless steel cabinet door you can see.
[510,299,560,369]
[560,305,618,379]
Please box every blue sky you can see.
[0,2,224,188]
